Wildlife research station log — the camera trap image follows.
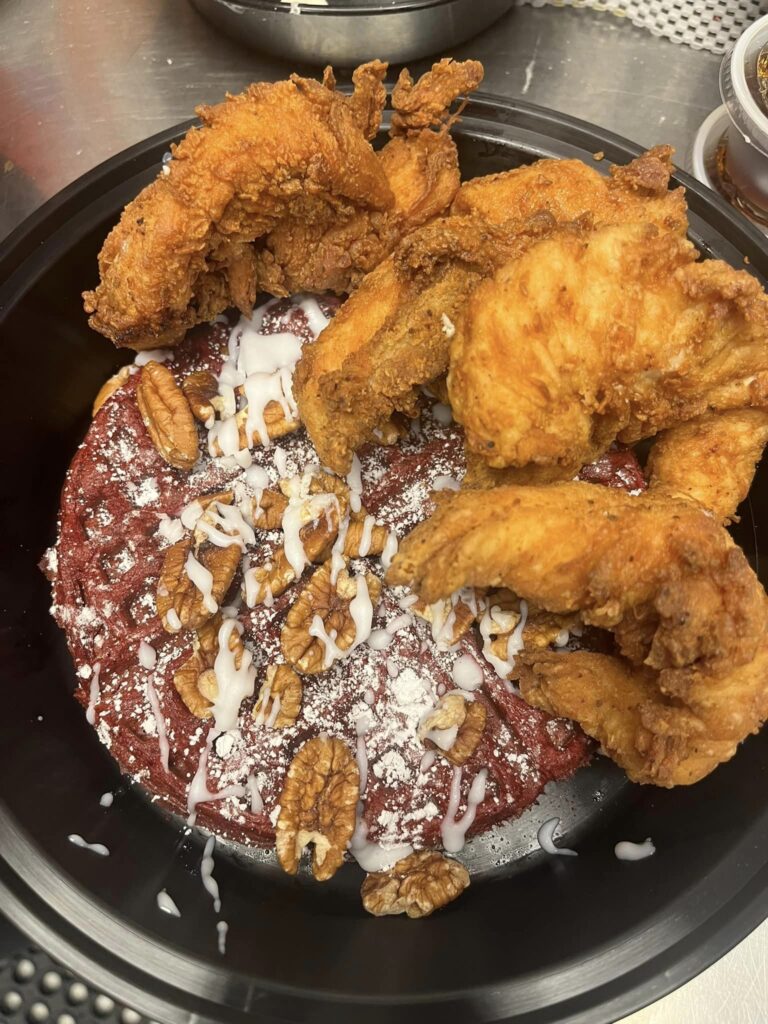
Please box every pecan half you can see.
[173,616,245,718]
[157,537,240,632]
[249,488,288,531]
[136,361,199,470]
[92,364,133,415]
[182,370,218,423]
[361,851,470,918]
[281,562,382,674]
[418,692,486,766]
[343,514,390,558]
[276,736,359,881]
[253,664,302,728]
[413,594,477,646]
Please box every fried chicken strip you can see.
[253,59,483,297]
[388,482,768,785]
[83,62,394,349]
[449,221,768,473]
[647,408,768,523]
[294,213,558,473]
[518,651,745,787]
[451,144,686,235]
[294,147,687,473]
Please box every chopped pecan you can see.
[361,851,470,918]
[281,562,382,674]
[157,537,240,632]
[209,402,299,455]
[343,514,390,558]
[174,650,213,718]
[242,476,347,608]
[249,488,288,531]
[92,364,133,415]
[276,736,359,881]
[173,617,244,718]
[418,692,486,766]
[136,361,199,470]
[253,665,302,728]
[413,594,477,646]
[182,370,218,423]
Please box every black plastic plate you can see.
[1,94,767,1024]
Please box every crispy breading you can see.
[647,407,768,523]
[253,59,483,297]
[448,221,768,472]
[294,213,558,472]
[451,145,686,234]
[388,482,768,785]
[82,59,482,351]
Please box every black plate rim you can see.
[1,90,768,1024]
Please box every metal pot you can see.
[189,0,515,66]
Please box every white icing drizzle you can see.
[452,654,484,692]
[299,295,330,336]
[138,640,157,669]
[433,474,460,491]
[156,514,185,544]
[244,465,270,490]
[363,687,376,706]
[180,500,205,530]
[399,593,419,610]
[441,767,488,853]
[349,805,413,872]
[537,817,578,857]
[358,515,376,556]
[211,620,257,733]
[166,608,182,632]
[185,552,218,614]
[146,681,170,773]
[349,574,374,649]
[615,838,656,861]
[134,348,173,365]
[156,889,181,917]
[386,613,412,635]
[346,454,363,513]
[195,502,254,549]
[386,657,398,678]
[479,599,528,680]
[252,683,271,727]
[554,628,570,647]
[440,313,455,338]
[99,792,113,808]
[280,472,338,577]
[330,514,349,585]
[427,724,459,751]
[217,920,229,955]
[186,737,246,824]
[85,662,101,725]
[431,401,453,424]
[381,530,398,571]
[273,445,290,477]
[201,835,222,913]
[68,834,109,857]
[367,628,393,651]
[420,750,436,773]
[246,774,264,814]
[309,615,344,669]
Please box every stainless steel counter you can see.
[0,1,765,1020]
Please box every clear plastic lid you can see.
[720,13,768,158]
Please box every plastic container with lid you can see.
[719,12,768,218]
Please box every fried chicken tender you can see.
[253,59,483,297]
[294,213,558,473]
[451,144,686,235]
[647,408,768,523]
[517,651,745,787]
[449,221,768,473]
[294,147,687,473]
[82,59,482,350]
[388,482,768,786]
